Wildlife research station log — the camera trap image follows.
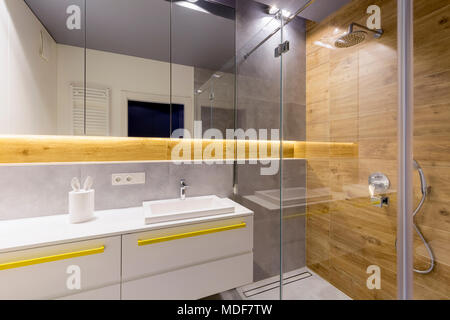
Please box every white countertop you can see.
[0,198,253,253]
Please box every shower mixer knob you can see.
[369,172,390,208]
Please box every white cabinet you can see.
[0,236,121,299]
[0,209,254,300]
[122,216,254,300]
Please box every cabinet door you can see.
[0,236,121,299]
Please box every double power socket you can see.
[111,173,146,186]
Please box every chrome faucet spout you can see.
[180,179,188,200]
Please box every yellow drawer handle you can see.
[0,246,105,271]
[138,222,246,246]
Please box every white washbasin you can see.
[255,187,307,206]
[143,195,235,224]
[254,187,331,206]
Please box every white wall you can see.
[1,0,194,137]
[0,0,57,135]
[57,45,194,136]
[0,0,9,133]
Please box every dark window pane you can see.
[128,100,184,138]
[172,104,185,136]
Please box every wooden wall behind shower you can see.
[412,0,450,300]
[305,0,449,300]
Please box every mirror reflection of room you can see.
[1,0,235,138]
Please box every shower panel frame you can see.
[279,12,285,301]
[397,0,414,300]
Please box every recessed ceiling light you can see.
[187,0,198,2]
[176,1,208,14]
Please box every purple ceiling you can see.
[24,0,235,70]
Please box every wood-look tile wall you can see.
[412,0,450,300]
[306,0,449,300]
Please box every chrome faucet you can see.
[180,179,189,200]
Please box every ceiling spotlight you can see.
[281,9,291,19]
[267,6,279,15]
[267,6,292,19]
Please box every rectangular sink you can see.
[143,195,235,224]
[255,187,331,206]
[255,187,307,206]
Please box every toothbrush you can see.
[83,176,93,191]
[71,177,81,192]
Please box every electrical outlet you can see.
[112,173,146,186]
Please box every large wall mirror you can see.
[1,0,235,138]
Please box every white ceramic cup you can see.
[68,190,95,224]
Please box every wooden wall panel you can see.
[412,0,450,301]
[306,0,450,300]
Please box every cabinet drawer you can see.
[0,236,121,299]
[122,216,253,281]
[122,253,253,300]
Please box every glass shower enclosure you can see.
[234,0,311,300]
[80,0,450,300]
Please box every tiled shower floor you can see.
[236,268,351,300]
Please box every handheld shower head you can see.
[334,23,383,48]
[414,159,428,195]
[411,159,435,274]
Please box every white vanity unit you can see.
[0,198,253,300]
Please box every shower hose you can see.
[412,160,435,274]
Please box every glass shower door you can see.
[234,0,284,300]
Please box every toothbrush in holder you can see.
[71,177,81,192]
[69,176,95,224]
[83,176,93,191]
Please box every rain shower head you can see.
[334,23,383,48]
[335,30,367,48]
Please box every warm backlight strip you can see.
[0,135,358,164]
